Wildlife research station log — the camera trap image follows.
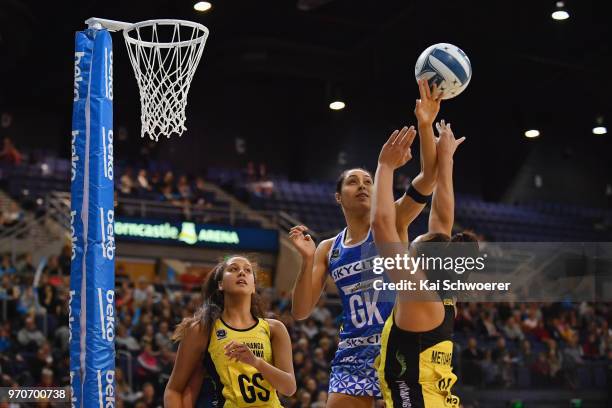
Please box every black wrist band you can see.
[406,182,431,204]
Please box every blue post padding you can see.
[70,29,92,408]
[70,28,115,408]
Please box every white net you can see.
[123,20,208,141]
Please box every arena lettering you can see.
[102,127,114,181]
[105,48,113,100]
[100,209,115,260]
[97,369,115,408]
[115,221,179,239]
[70,371,77,408]
[198,228,240,244]
[71,130,79,182]
[70,210,77,260]
[68,290,75,342]
[73,51,85,101]
[98,289,115,342]
[330,256,377,282]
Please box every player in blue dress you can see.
[289,80,443,408]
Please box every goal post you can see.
[69,17,208,407]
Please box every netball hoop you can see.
[85,18,209,141]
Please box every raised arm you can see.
[394,79,443,240]
[288,229,331,320]
[428,121,465,236]
[164,323,208,407]
[372,126,417,244]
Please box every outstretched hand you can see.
[415,78,443,126]
[435,120,465,159]
[378,126,417,170]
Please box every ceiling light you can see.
[194,1,212,12]
[593,126,607,135]
[329,101,346,111]
[552,2,569,20]
[524,129,540,138]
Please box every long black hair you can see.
[172,255,263,342]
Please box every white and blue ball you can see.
[415,43,472,100]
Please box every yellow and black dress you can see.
[377,298,460,408]
[204,318,282,408]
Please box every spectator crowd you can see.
[0,241,610,407]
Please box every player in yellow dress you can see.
[371,80,473,407]
[164,255,296,407]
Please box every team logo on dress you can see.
[216,329,227,340]
[396,351,407,377]
[330,249,340,261]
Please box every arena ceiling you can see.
[0,0,610,202]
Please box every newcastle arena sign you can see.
[114,218,278,252]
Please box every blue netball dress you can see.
[327,228,395,397]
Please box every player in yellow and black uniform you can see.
[372,81,477,408]
[204,317,282,407]
[378,296,460,407]
[164,255,296,408]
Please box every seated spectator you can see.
[17,252,36,277]
[0,254,16,277]
[141,324,156,349]
[37,274,58,313]
[120,168,135,195]
[2,203,23,229]
[299,319,319,340]
[582,332,602,359]
[563,333,584,389]
[136,341,160,382]
[518,339,536,367]
[491,337,513,370]
[544,339,562,385]
[116,324,140,353]
[295,390,312,408]
[17,316,46,350]
[320,316,338,338]
[0,324,11,353]
[0,137,22,166]
[503,315,525,342]
[481,350,500,386]
[312,347,329,372]
[311,297,332,324]
[479,311,500,339]
[192,176,212,209]
[43,256,64,281]
[552,316,575,344]
[531,351,551,387]
[150,171,162,192]
[38,368,56,388]
[116,367,143,405]
[133,277,155,308]
[17,286,45,315]
[532,319,551,342]
[58,245,71,275]
[154,321,172,351]
[136,169,152,193]
[137,382,162,408]
[28,341,54,384]
[461,337,483,386]
[177,175,192,200]
[312,390,328,408]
